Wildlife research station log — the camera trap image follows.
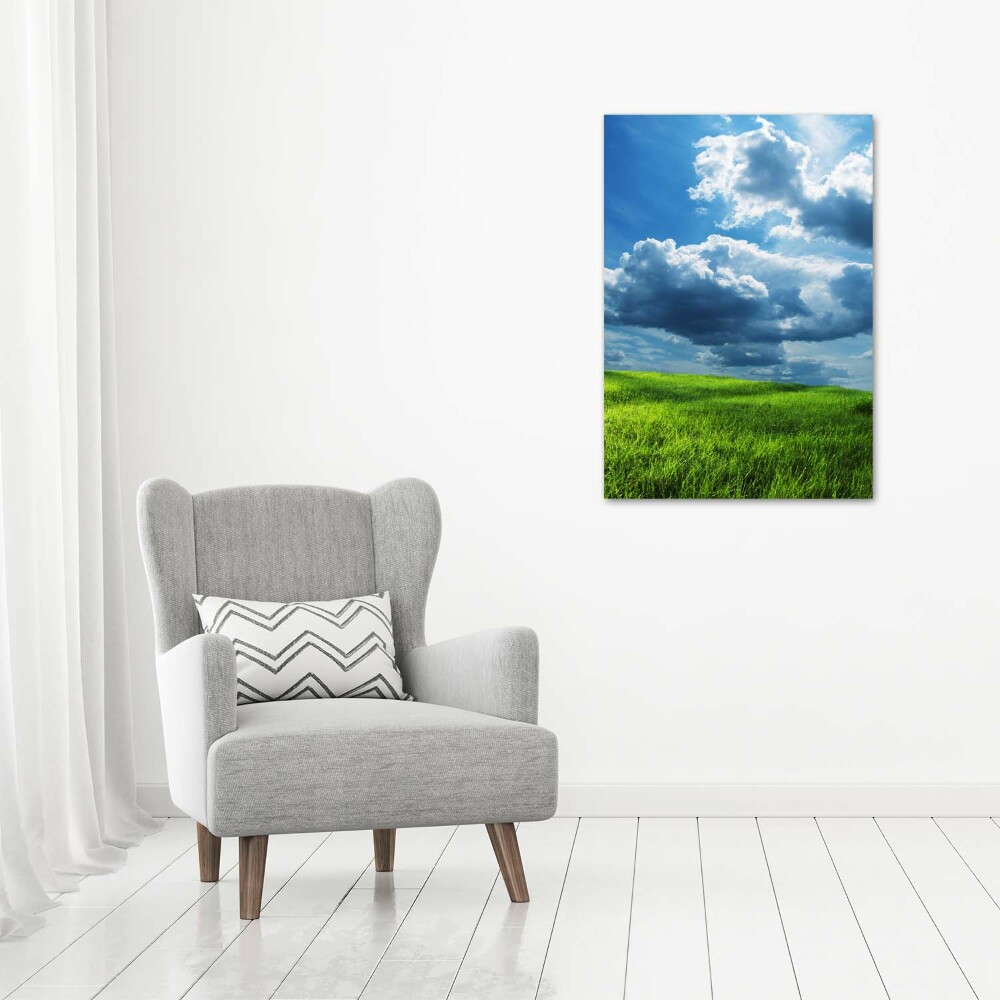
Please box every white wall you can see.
[108,0,1000,808]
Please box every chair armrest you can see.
[156,632,237,825]
[400,626,539,724]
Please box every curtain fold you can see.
[0,0,160,940]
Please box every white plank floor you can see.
[5,817,1000,999]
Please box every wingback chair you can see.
[137,477,558,919]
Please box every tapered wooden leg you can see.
[486,823,529,902]
[197,823,221,882]
[373,829,396,872]
[239,835,268,920]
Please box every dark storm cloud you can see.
[604,347,633,369]
[831,264,873,331]
[799,188,873,247]
[732,127,804,200]
[701,343,787,367]
[783,357,849,381]
[602,238,767,342]
[744,355,851,386]
[603,235,872,361]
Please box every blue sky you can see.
[604,115,873,389]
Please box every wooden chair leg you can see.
[197,823,221,882]
[486,823,529,902]
[239,835,268,920]
[373,829,396,872]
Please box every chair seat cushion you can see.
[206,699,558,836]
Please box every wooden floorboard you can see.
[448,818,578,1000]
[819,818,977,999]
[7,816,1000,1000]
[272,885,420,1000]
[89,833,325,1000]
[533,818,637,999]
[262,829,374,918]
[758,818,887,1000]
[624,818,712,1000]
[699,818,799,1000]
[935,817,1000,908]
[358,823,500,999]
[274,826,455,1000]
[0,820,196,997]
[878,817,1000,999]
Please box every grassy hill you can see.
[605,370,873,499]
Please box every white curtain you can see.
[0,0,160,939]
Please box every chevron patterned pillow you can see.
[192,591,412,705]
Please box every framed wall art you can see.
[604,115,873,499]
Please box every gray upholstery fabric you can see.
[207,700,557,836]
[193,485,375,605]
[402,627,539,724]
[138,478,442,661]
[137,479,199,654]
[138,476,557,838]
[371,478,440,656]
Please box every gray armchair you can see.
[137,478,557,919]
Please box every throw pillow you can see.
[192,591,411,704]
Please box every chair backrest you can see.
[137,478,441,660]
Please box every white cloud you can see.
[825,146,873,199]
[793,114,853,170]
[688,118,873,247]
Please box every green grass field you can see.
[605,370,873,499]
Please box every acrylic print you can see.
[604,115,873,499]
